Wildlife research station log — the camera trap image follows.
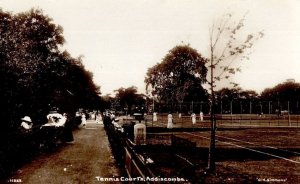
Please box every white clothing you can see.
[98,114,103,121]
[81,114,87,126]
[153,112,157,122]
[200,112,204,121]
[56,116,67,127]
[191,113,196,124]
[21,121,32,129]
[110,114,115,120]
[20,116,32,129]
[96,114,103,124]
[167,114,173,129]
[47,113,63,124]
[43,112,65,127]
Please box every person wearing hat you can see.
[21,116,33,130]
[46,111,64,125]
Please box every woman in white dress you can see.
[200,111,204,121]
[191,113,196,125]
[153,112,158,122]
[167,113,173,129]
[81,113,87,128]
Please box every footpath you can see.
[7,120,122,184]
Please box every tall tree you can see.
[0,9,101,127]
[260,81,300,114]
[145,45,208,104]
[215,87,259,114]
[261,81,300,102]
[101,94,113,111]
[207,13,264,171]
[0,9,66,126]
[114,86,146,114]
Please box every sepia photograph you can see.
[0,0,300,183]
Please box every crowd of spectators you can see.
[0,109,96,178]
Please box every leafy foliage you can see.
[145,45,208,103]
[215,87,259,102]
[208,13,264,87]
[0,9,100,127]
[114,86,146,114]
[260,81,300,101]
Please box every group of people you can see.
[20,111,67,130]
[152,112,204,129]
[19,110,75,145]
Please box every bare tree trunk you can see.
[208,44,216,172]
[206,12,263,173]
[208,107,216,172]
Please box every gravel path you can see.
[8,120,122,184]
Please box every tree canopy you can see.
[260,81,300,102]
[208,13,264,88]
[215,87,259,102]
[145,45,208,103]
[0,9,101,127]
[114,86,146,114]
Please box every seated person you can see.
[20,116,33,130]
[43,111,66,127]
[57,113,67,126]
[39,112,66,149]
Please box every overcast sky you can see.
[1,0,300,95]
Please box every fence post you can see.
[181,115,183,128]
[152,114,154,127]
[240,102,242,125]
[249,101,252,125]
[221,100,223,115]
[288,101,291,127]
[230,101,233,115]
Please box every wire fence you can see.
[143,113,300,128]
[151,101,300,115]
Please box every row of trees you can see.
[143,43,298,107]
[215,83,300,114]
[216,81,300,103]
[101,86,147,115]
[104,80,300,115]
[0,9,101,128]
